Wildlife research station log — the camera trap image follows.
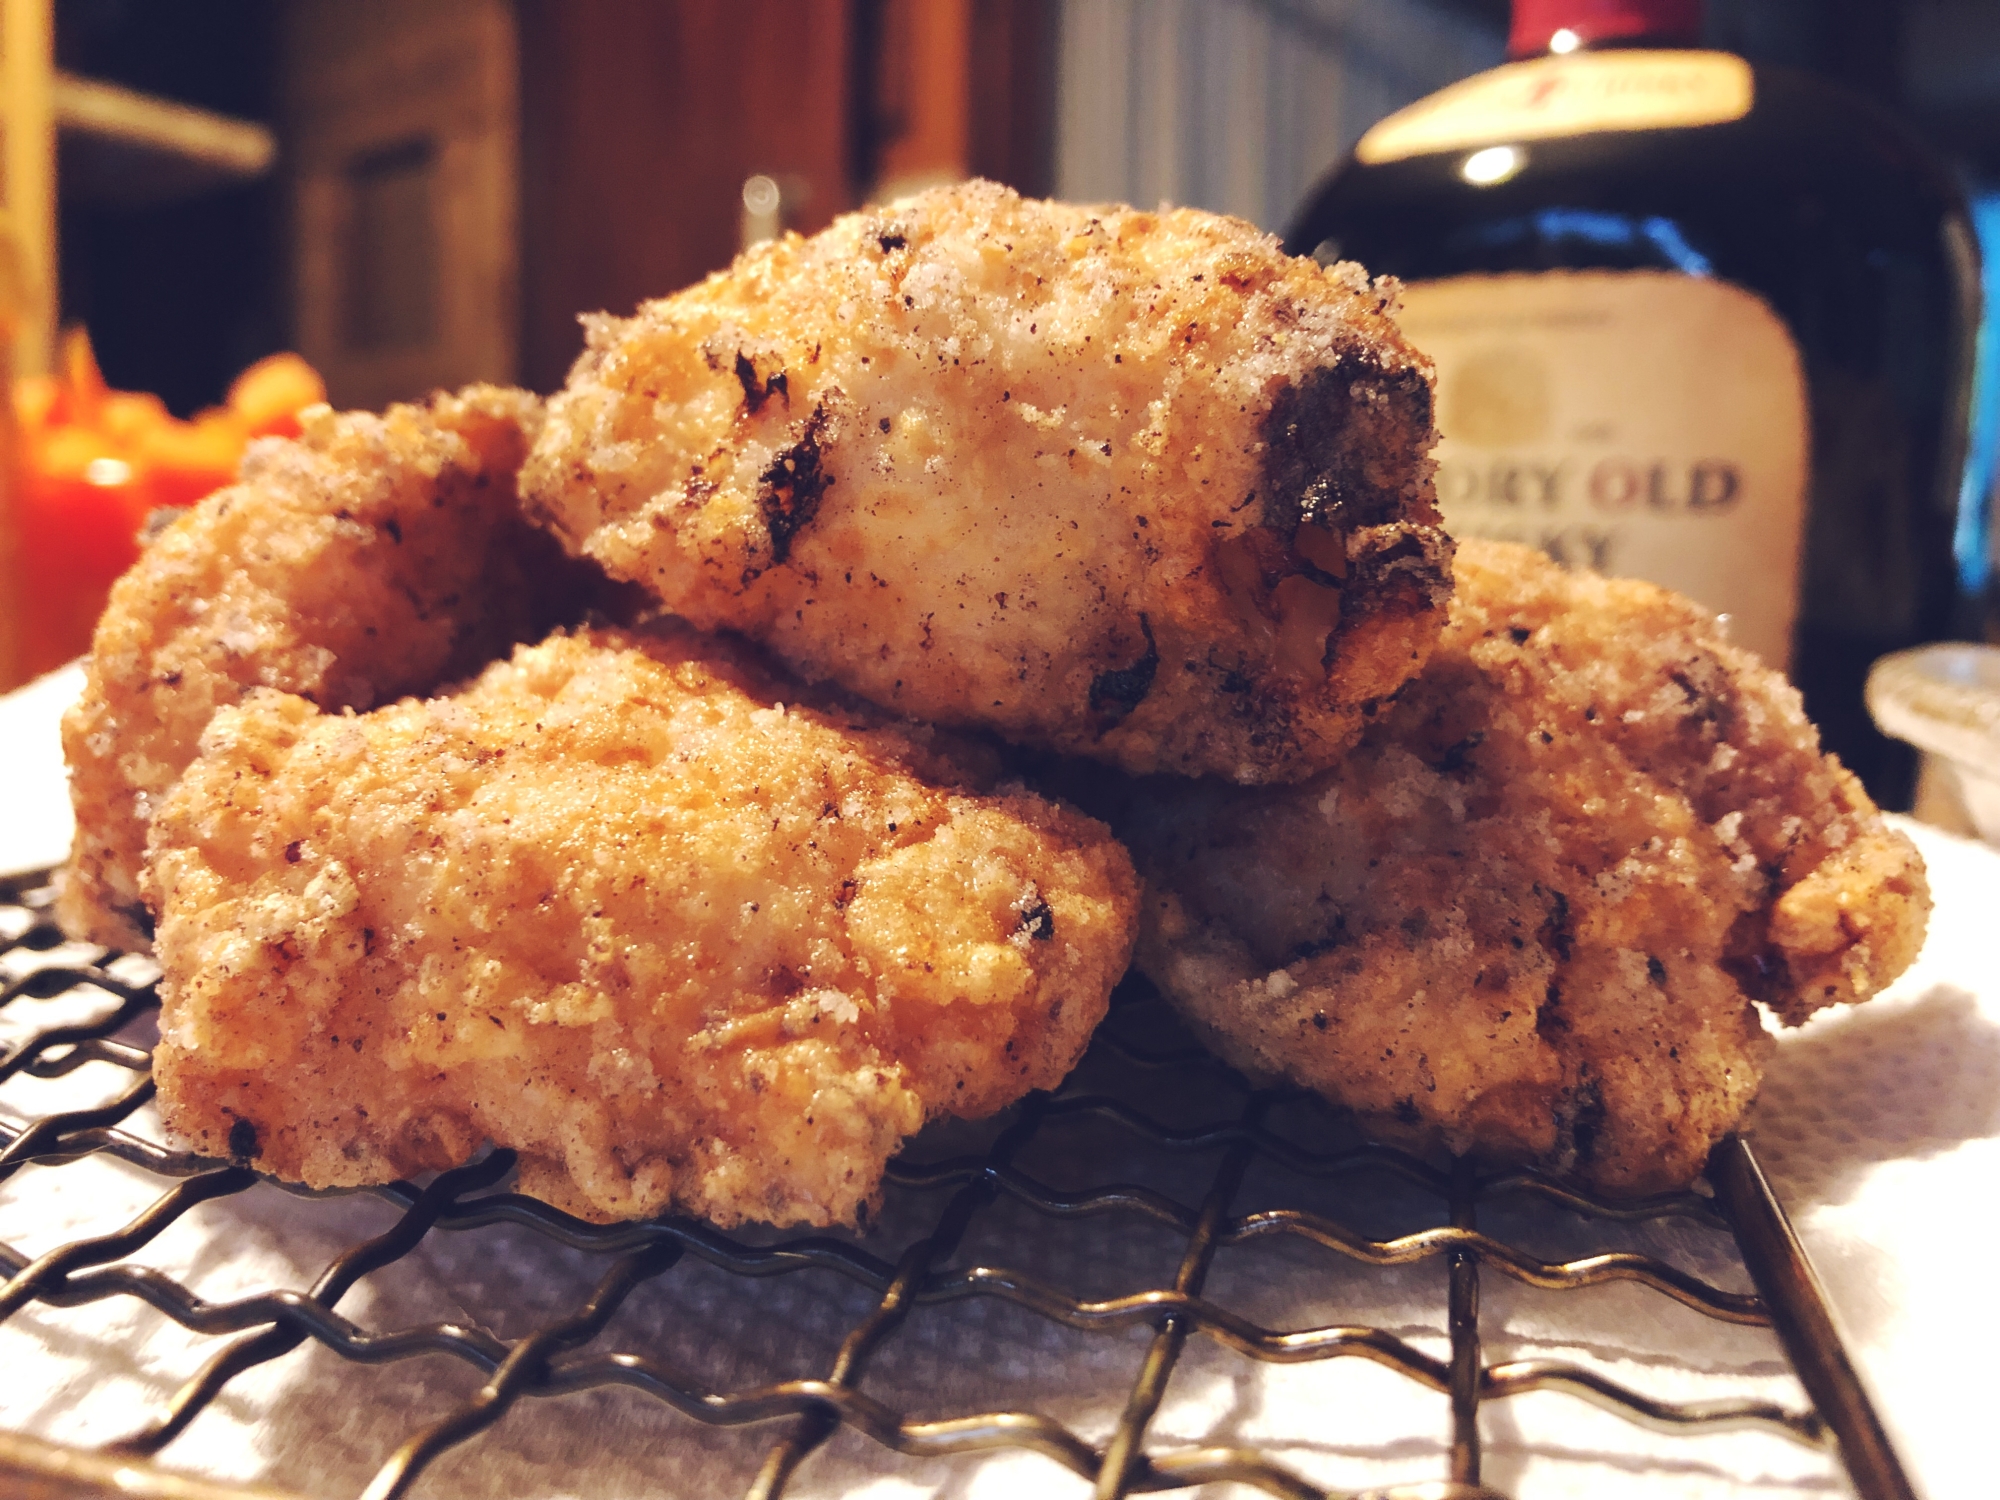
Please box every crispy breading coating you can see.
[1105,541,1929,1195]
[59,386,606,951]
[145,626,1139,1227]
[522,179,1450,783]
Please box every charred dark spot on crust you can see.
[1542,890,1574,962]
[284,840,303,864]
[877,231,908,252]
[1339,527,1453,623]
[1434,731,1484,775]
[381,516,403,544]
[1088,614,1159,730]
[1647,955,1667,985]
[227,1116,259,1161]
[1311,1011,1330,1031]
[1536,980,1568,1038]
[1017,899,1056,941]
[1393,1096,1421,1125]
[756,402,835,566]
[734,351,789,413]
[833,878,860,910]
[1259,357,1434,539]
[1668,659,1738,738]
[1508,626,1531,645]
[1291,914,1351,961]
[1569,1074,1607,1163]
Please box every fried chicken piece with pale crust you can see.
[1105,540,1928,1196]
[145,625,1138,1227]
[60,386,610,951]
[522,179,1449,784]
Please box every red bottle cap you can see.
[1508,0,1702,58]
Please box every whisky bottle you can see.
[1288,0,1982,805]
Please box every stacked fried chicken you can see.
[58,181,1926,1222]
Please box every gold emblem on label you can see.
[1445,347,1552,447]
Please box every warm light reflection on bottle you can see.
[1461,145,1524,186]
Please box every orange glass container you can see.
[5,337,325,686]
[14,444,152,683]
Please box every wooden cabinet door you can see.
[284,0,518,410]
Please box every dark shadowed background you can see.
[22,0,2000,414]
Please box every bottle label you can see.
[1356,51,1752,165]
[1397,271,1809,667]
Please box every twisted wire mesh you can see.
[0,869,1873,1499]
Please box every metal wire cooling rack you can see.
[0,869,1918,1500]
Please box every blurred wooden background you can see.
[7,0,2000,409]
[515,0,1056,392]
[292,0,1065,400]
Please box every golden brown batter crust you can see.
[146,625,1138,1226]
[59,386,604,951]
[1108,540,1928,1195]
[522,179,1450,783]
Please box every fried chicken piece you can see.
[60,386,610,951]
[145,625,1138,1226]
[1104,540,1928,1195]
[522,179,1450,783]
